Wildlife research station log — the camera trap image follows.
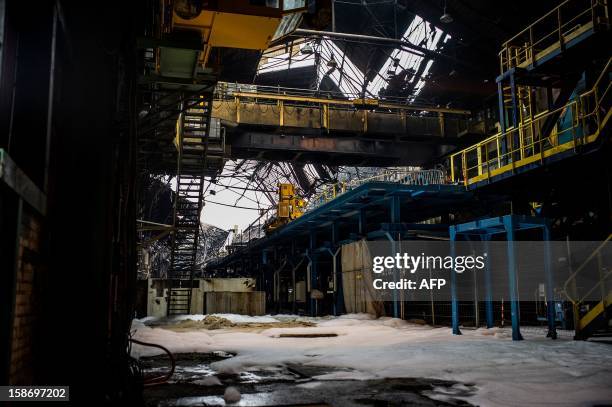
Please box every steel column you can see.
[330,221,343,316]
[543,224,557,339]
[390,195,401,224]
[484,235,495,328]
[449,226,461,335]
[309,229,318,316]
[503,216,523,340]
[384,232,399,318]
[358,208,367,236]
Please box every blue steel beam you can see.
[265,183,465,243]
[207,182,471,270]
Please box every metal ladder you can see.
[167,93,225,315]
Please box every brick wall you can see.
[9,210,43,385]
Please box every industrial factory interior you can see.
[1,0,612,405]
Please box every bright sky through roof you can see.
[257,14,450,99]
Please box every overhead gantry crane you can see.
[211,83,485,166]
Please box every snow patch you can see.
[193,376,222,386]
[313,370,378,381]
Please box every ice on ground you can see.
[193,376,222,386]
[131,316,612,406]
[338,313,377,320]
[312,370,377,381]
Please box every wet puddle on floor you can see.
[140,353,476,406]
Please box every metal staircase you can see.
[167,93,225,315]
[564,235,612,340]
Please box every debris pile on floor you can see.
[144,314,317,332]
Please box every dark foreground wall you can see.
[0,0,141,402]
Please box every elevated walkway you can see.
[206,177,475,272]
[498,0,609,78]
[450,56,610,188]
[448,1,610,189]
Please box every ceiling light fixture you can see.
[300,43,314,55]
[440,0,453,24]
[327,54,337,68]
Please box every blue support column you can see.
[543,224,557,339]
[384,232,399,318]
[262,250,268,265]
[309,229,318,316]
[310,255,318,316]
[497,81,507,133]
[390,195,401,224]
[509,74,518,128]
[331,222,343,316]
[389,195,401,318]
[358,209,367,236]
[331,221,339,245]
[335,251,344,316]
[484,235,495,329]
[449,226,461,335]
[503,216,523,341]
[497,81,508,163]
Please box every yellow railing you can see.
[562,234,612,335]
[499,0,607,73]
[214,82,471,115]
[563,234,612,305]
[450,58,611,186]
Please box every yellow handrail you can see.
[563,234,612,304]
[498,0,605,72]
[501,0,572,47]
[450,57,611,186]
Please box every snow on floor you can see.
[131,314,612,406]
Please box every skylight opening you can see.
[256,14,448,100]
